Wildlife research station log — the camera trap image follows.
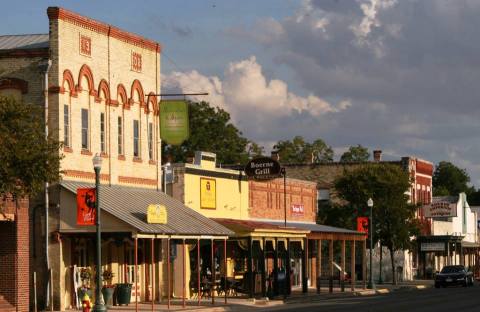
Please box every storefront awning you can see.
[212,218,309,239]
[60,181,233,238]
[267,221,367,241]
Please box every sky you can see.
[3,0,480,186]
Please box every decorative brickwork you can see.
[47,7,161,52]
[0,77,28,94]
[79,35,91,56]
[63,169,110,181]
[118,175,157,186]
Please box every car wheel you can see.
[469,277,474,286]
[435,283,440,288]
[462,279,468,287]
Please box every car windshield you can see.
[440,266,464,273]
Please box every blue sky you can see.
[4,1,480,186]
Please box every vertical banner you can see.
[200,178,216,209]
[356,217,369,233]
[77,188,96,225]
[160,100,189,145]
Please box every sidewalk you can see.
[60,281,433,312]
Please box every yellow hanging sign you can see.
[147,204,167,224]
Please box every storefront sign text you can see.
[420,242,445,252]
[291,204,304,216]
[244,157,282,180]
[424,201,457,218]
[147,204,167,224]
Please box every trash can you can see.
[115,283,132,306]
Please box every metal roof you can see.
[267,220,364,235]
[0,34,49,50]
[61,181,233,236]
[213,218,309,233]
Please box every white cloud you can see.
[163,56,351,124]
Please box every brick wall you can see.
[0,197,29,312]
[249,178,317,222]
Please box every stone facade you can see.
[1,6,163,310]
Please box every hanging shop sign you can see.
[244,157,282,180]
[357,217,369,233]
[291,204,304,216]
[420,242,445,252]
[77,188,96,226]
[160,100,189,145]
[147,204,167,224]
[424,201,457,218]
[200,178,216,209]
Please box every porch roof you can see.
[61,181,233,237]
[267,221,367,241]
[212,218,309,238]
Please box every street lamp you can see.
[92,154,106,312]
[367,198,375,290]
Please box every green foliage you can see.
[273,136,333,163]
[162,101,258,165]
[335,163,420,284]
[0,96,62,199]
[340,144,369,162]
[433,161,470,196]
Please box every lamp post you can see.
[367,198,375,290]
[92,154,106,312]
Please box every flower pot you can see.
[102,286,115,307]
[115,283,132,306]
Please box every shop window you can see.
[133,119,139,157]
[118,116,123,155]
[100,112,105,153]
[81,108,89,150]
[64,104,70,147]
[148,122,153,160]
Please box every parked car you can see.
[434,265,474,288]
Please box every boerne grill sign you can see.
[244,157,282,180]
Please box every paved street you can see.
[258,284,480,312]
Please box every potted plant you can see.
[101,269,115,307]
[77,268,93,302]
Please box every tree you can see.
[340,144,369,162]
[162,101,259,165]
[273,136,333,163]
[433,161,471,196]
[335,163,420,285]
[0,96,62,200]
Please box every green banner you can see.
[160,100,189,145]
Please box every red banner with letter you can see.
[77,188,96,225]
[357,217,369,233]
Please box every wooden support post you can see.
[351,240,356,292]
[151,238,155,312]
[317,239,321,294]
[183,239,186,308]
[211,239,215,305]
[302,238,308,293]
[329,239,333,293]
[286,239,291,296]
[362,239,367,290]
[341,240,345,292]
[224,239,228,304]
[248,237,254,298]
[261,238,266,298]
[273,238,279,296]
[167,238,171,309]
[135,237,138,312]
[197,239,201,305]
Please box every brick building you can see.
[0,197,29,312]
[1,7,232,311]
